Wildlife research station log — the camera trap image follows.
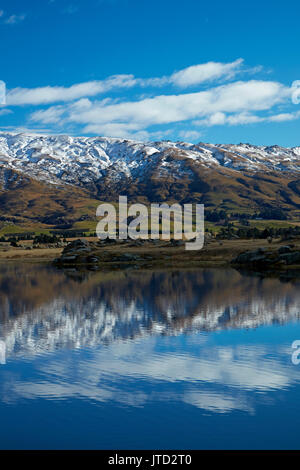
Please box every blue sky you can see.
[0,0,300,145]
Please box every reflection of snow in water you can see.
[0,340,5,364]
[0,293,300,363]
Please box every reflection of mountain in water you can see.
[0,264,300,361]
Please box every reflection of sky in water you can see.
[1,333,299,411]
[0,264,300,449]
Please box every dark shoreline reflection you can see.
[0,263,300,361]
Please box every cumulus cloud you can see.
[31,79,289,136]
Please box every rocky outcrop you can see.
[53,237,203,270]
[53,238,156,268]
[54,239,98,265]
[231,246,300,270]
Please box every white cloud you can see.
[195,112,264,127]
[32,80,288,133]
[0,125,58,135]
[78,80,289,127]
[169,58,244,87]
[199,112,227,126]
[7,75,137,105]
[141,59,245,89]
[80,122,151,140]
[6,59,254,106]
[29,105,66,124]
[4,58,299,140]
[194,110,300,128]
[178,130,203,141]
[0,109,13,116]
[4,14,26,25]
[0,10,4,17]
[226,112,264,125]
[268,111,300,122]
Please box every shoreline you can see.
[1,238,298,268]
[1,239,300,277]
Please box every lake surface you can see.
[0,263,300,449]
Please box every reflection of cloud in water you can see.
[2,341,299,414]
[183,391,252,414]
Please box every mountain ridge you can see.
[1,131,300,188]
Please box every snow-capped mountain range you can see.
[1,131,300,224]
[0,131,300,187]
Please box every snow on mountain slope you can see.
[0,131,300,187]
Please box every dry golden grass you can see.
[1,238,299,267]
[0,247,63,260]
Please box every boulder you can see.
[278,246,292,254]
[279,251,300,265]
[87,256,99,263]
[232,247,300,270]
[60,255,78,263]
[62,239,91,255]
[232,248,268,265]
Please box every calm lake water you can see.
[0,263,300,449]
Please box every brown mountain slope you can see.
[0,166,100,228]
[92,151,300,216]
[1,150,300,230]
